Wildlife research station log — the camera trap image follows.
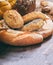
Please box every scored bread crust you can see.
[0,11,53,46]
[3,10,24,29]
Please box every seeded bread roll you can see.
[3,10,24,29]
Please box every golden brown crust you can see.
[36,29,52,38]
[23,11,46,23]
[0,12,53,46]
[3,10,24,29]
[41,1,48,7]
[21,19,44,31]
[40,1,53,20]
[0,29,43,46]
[0,1,11,16]
[8,0,16,7]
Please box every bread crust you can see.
[21,19,44,31]
[36,29,52,38]
[36,16,53,38]
[0,12,53,46]
[0,29,43,46]
[40,1,53,20]
[3,10,24,29]
[8,0,16,7]
[0,1,11,16]
[23,11,46,23]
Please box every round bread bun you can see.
[3,10,24,29]
[40,1,53,21]
[41,1,48,7]
[0,1,11,16]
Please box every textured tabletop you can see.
[0,35,53,65]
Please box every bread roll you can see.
[41,1,48,7]
[0,11,53,46]
[3,10,24,29]
[36,29,52,38]
[0,1,11,16]
[8,0,16,7]
[40,1,53,20]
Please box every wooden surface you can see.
[0,0,53,65]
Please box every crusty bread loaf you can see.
[21,19,44,31]
[3,10,24,29]
[41,1,48,7]
[40,1,53,20]
[23,11,46,23]
[0,29,43,46]
[0,20,9,30]
[0,11,53,46]
[8,0,16,7]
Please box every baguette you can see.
[21,19,44,31]
[0,29,43,46]
[0,11,53,46]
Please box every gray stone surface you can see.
[0,35,53,65]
